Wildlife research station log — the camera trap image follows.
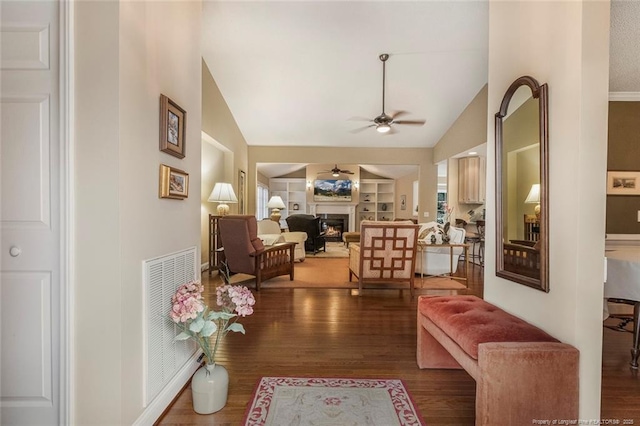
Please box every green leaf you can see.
[189,317,204,333]
[201,320,217,337]
[209,311,236,321]
[226,323,245,334]
[174,331,192,341]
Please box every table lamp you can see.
[267,195,286,223]
[524,183,541,220]
[208,182,237,216]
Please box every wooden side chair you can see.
[218,215,296,290]
[348,221,419,296]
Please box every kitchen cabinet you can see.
[458,156,486,204]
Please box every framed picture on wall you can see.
[400,194,407,210]
[159,94,186,158]
[607,171,640,195]
[159,164,189,199]
[238,169,246,213]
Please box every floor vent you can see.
[143,246,198,406]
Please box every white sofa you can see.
[415,221,466,276]
[257,219,307,262]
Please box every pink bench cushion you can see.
[418,295,559,360]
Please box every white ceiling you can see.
[204,1,639,178]
[202,1,489,149]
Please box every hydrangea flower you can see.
[170,280,256,365]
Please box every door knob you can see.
[9,246,21,257]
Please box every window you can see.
[256,183,269,220]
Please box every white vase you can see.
[191,363,229,414]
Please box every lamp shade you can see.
[524,184,540,204]
[266,195,286,209]
[208,182,237,216]
[208,182,238,203]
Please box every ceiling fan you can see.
[318,164,355,177]
[350,53,426,134]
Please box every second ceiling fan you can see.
[351,53,426,134]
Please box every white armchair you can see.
[257,219,307,262]
[416,222,466,276]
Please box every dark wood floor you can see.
[157,260,640,425]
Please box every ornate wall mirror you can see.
[495,76,549,291]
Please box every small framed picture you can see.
[400,194,407,210]
[607,171,640,195]
[159,94,186,158]
[159,164,189,199]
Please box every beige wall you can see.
[434,84,488,163]
[486,1,610,419]
[75,1,203,424]
[606,101,640,234]
[395,171,419,219]
[201,138,227,264]
[75,2,121,422]
[202,60,249,216]
[248,147,438,222]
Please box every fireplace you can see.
[309,204,357,233]
[319,214,348,242]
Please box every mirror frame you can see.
[495,76,549,292]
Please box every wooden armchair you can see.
[348,221,419,296]
[503,242,540,279]
[218,215,296,290]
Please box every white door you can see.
[1,1,62,424]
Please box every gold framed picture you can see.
[159,164,189,199]
[159,94,186,158]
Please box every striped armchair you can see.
[348,221,419,296]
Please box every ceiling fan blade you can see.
[349,124,376,133]
[388,110,409,120]
[341,170,355,174]
[394,119,426,126]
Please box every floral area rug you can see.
[242,377,425,426]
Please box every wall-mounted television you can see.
[313,179,352,201]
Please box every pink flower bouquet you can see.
[170,281,255,364]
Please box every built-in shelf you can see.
[269,178,307,227]
[358,179,395,226]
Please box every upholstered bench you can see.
[342,231,360,247]
[417,295,578,425]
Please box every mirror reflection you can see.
[503,87,540,270]
[495,76,548,291]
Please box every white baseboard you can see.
[133,352,201,426]
[201,261,209,272]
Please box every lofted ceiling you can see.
[202,1,489,149]
[204,1,639,178]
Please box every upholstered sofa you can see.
[415,221,466,276]
[257,219,307,262]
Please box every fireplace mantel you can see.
[309,203,357,232]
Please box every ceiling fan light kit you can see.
[349,53,426,134]
[376,123,391,133]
